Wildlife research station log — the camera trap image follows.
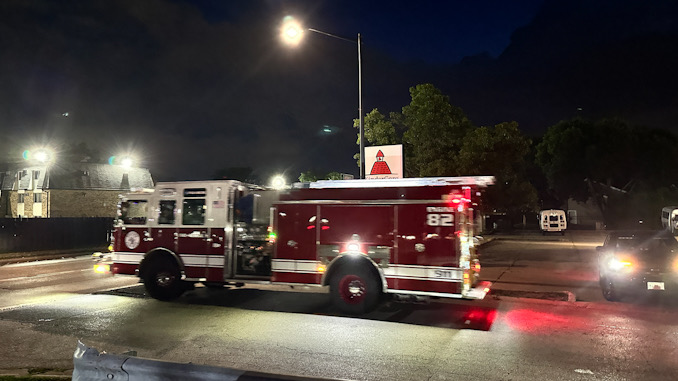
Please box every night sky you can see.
[1,0,676,183]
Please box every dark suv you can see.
[597,230,678,301]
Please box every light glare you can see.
[270,175,286,190]
[120,157,133,168]
[280,16,304,46]
[347,243,360,252]
[24,148,54,164]
[608,257,633,271]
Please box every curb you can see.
[0,248,103,266]
[489,289,576,302]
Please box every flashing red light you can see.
[474,262,481,272]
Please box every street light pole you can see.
[358,33,364,179]
[282,18,366,179]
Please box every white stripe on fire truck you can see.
[270,259,464,282]
[112,252,144,264]
[113,252,225,268]
[271,259,319,274]
[179,254,225,268]
[383,264,463,282]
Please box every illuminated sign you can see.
[365,144,403,179]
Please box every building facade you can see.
[0,163,154,218]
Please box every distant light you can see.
[24,148,54,164]
[280,16,304,46]
[120,157,133,168]
[270,175,286,190]
[109,154,135,168]
[34,150,50,163]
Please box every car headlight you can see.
[608,257,634,272]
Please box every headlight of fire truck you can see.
[92,252,112,274]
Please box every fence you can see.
[0,217,113,253]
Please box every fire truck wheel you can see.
[143,258,186,301]
[330,267,380,314]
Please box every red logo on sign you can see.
[369,150,392,175]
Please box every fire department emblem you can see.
[124,231,141,250]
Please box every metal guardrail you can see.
[73,340,348,381]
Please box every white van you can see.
[539,209,567,234]
[661,206,678,234]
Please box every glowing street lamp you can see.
[23,147,54,164]
[33,149,51,163]
[280,16,365,179]
[108,154,135,168]
[120,157,134,168]
[270,175,286,190]
[280,16,304,47]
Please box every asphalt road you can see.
[479,231,606,302]
[0,234,677,380]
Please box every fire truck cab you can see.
[105,176,493,314]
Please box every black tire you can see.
[143,258,186,301]
[330,266,381,314]
[600,275,619,302]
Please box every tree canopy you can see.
[458,121,538,213]
[353,83,537,215]
[401,84,473,177]
[535,118,678,203]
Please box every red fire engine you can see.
[98,176,493,313]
